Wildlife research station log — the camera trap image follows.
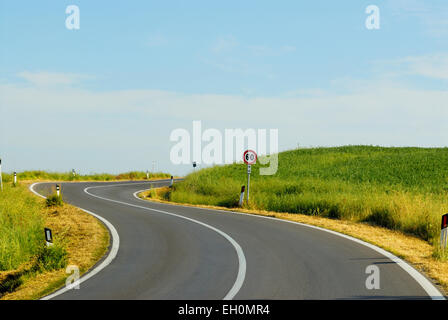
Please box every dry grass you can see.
[1,184,109,300]
[140,187,448,296]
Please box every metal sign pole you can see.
[247,165,251,203]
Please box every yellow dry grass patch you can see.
[1,194,109,300]
[140,188,448,296]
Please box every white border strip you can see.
[84,184,246,301]
[29,183,120,300]
[133,187,446,300]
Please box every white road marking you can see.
[85,184,247,301]
[133,186,446,300]
[29,183,120,300]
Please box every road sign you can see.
[243,150,257,165]
[243,150,257,203]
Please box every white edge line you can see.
[133,186,446,301]
[29,183,120,300]
[84,184,246,301]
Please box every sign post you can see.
[0,158,3,192]
[441,214,448,249]
[243,150,257,204]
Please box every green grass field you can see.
[169,146,448,247]
[0,185,44,271]
[0,170,171,296]
[1,170,171,183]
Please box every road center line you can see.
[84,183,247,300]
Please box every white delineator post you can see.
[0,158,3,192]
[441,214,448,249]
[13,172,17,185]
[170,176,174,187]
[146,170,149,180]
[239,186,245,207]
[45,228,53,247]
[56,184,60,197]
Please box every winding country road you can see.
[31,180,445,300]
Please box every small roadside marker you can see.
[441,214,448,249]
[56,184,61,197]
[45,228,53,247]
[239,186,245,207]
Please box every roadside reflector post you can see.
[170,176,174,187]
[13,171,17,186]
[193,161,197,172]
[56,184,60,197]
[239,186,245,207]
[441,214,448,249]
[146,170,149,180]
[243,150,257,204]
[0,158,3,192]
[72,169,76,177]
[45,228,53,247]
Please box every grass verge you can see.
[0,183,109,300]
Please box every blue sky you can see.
[1,0,447,175]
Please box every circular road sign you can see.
[243,150,257,165]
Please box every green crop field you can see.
[1,170,171,183]
[170,146,448,247]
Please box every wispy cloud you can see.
[2,71,447,148]
[16,71,90,87]
[374,53,448,80]
[387,0,448,37]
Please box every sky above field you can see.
[1,0,447,175]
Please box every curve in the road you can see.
[29,181,445,300]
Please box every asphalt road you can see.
[32,180,444,300]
